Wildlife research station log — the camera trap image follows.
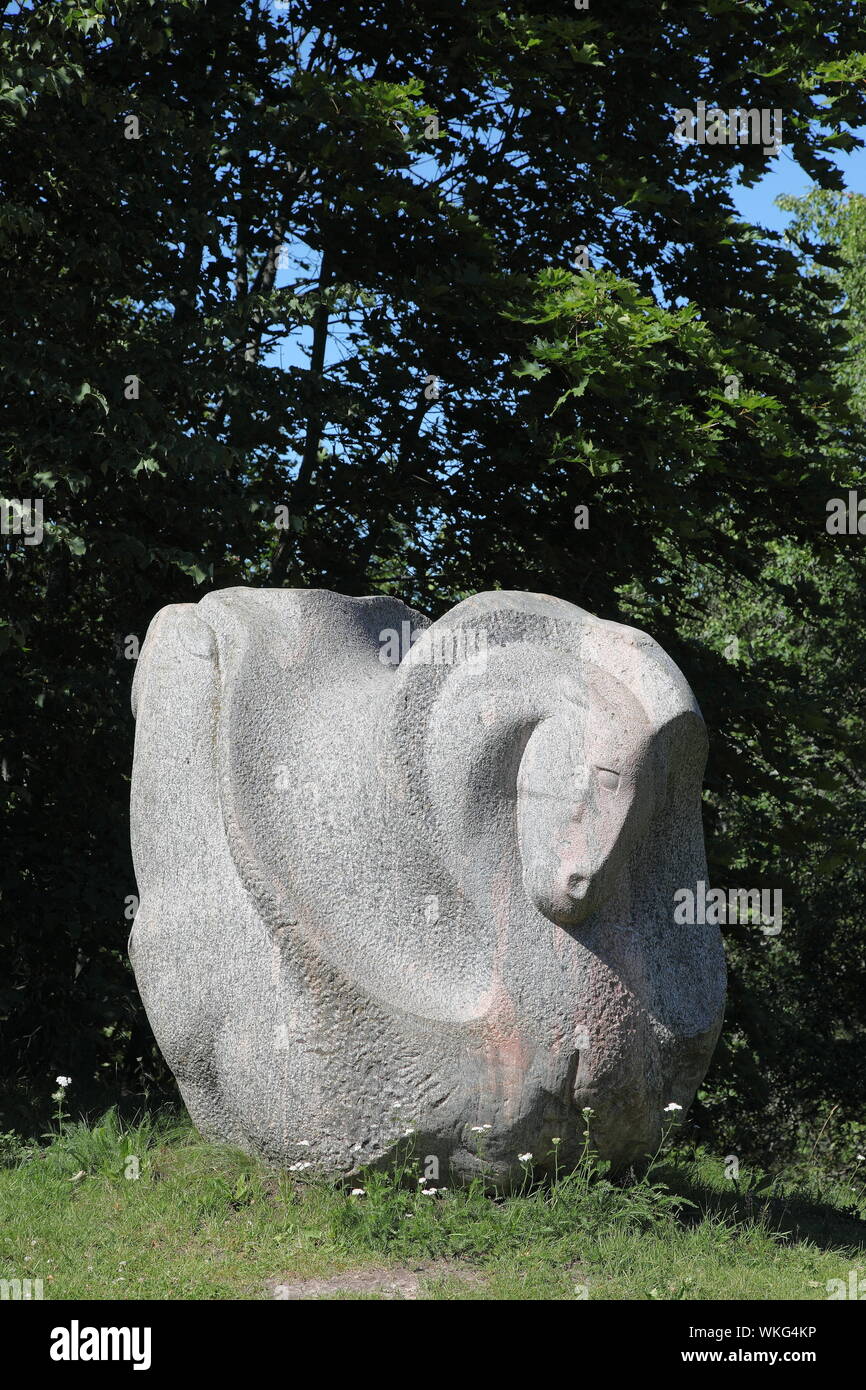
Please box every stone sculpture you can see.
[130,588,725,1186]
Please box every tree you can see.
[2,0,865,1143]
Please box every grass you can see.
[1,1108,865,1300]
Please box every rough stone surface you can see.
[130,588,725,1187]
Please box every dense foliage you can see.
[2,0,865,1156]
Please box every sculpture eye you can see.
[596,767,620,792]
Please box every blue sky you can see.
[732,127,866,232]
[268,127,866,380]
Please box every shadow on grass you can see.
[0,1081,185,1144]
[651,1161,866,1255]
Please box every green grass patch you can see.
[1,1110,864,1300]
